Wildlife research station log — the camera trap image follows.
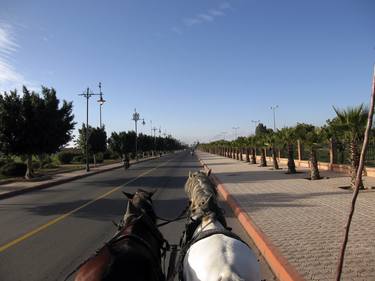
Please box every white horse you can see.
[182,170,260,281]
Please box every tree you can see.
[332,104,368,189]
[277,127,297,174]
[295,123,325,180]
[255,123,269,136]
[108,131,128,158]
[90,127,107,165]
[247,136,257,164]
[0,86,75,179]
[264,131,280,170]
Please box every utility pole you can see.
[79,87,100,172]
[270,105,279,131]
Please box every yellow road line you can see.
[0,156,175,253]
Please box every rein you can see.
[156,205,189,227]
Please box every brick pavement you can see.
[197,151,375,281]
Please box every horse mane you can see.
[185,171,227,228]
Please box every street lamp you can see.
[232,126,239,140]
[97,82,106,128]
[152,126,158,154]
[270,105,279,131]
[251,120,260,135]
[79,87,101,172]
[221,131,227,141]
[132,109,145,160]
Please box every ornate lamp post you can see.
[97,82,106,128]
[132,109,145,160]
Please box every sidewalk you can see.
[0,156,158,200]
[197,151,375,281]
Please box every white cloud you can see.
[181,2,232,29]
[209,9,225,16]
[0,23,36,92]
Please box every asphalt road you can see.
[0,151,276,281]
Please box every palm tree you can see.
[247,136,257,164]
[264,131,280,169]
[295,123,324,180]
[332,104,368,189]
[277,127,297,174]
[255,135,267,167]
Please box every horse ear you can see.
[149,189,157,197]
[122,191,134,199]
[206,169,212,177]
[188,171,192,178]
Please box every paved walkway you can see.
[197,151,375,281]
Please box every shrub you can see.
[103,150,112,160]
[95,153,104,163]
[0,162,27,177]
[58,151,75,164]
[72,155,84,163]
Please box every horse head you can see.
[121,189,157,228]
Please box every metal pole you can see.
[135,119,138,160]
[270,105,278,131]
[86,88,90,172]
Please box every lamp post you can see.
[132,109,145,161]
[251,120,260,135]
[97,82,106,128]
[270,105,279,131]
[232,126,239,140]
[221,131,227,141]
[79,87,100,172]
[152,126,158,154]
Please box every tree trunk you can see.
[287,143,297,173]
[260,148,267,167]
[310,148,321,180]
[93,154,96,167]
[251,148,257,164]
[25,154,34,179]
[271,146,279,169]
[245,148,250,162]
[240,148,243,161]
[350,140,364,189]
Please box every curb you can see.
[198,157,306,281]
[0,156,160,200]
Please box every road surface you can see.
[0,151,275,281]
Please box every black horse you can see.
[74,189,167,281]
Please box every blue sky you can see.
[0,0,374,144]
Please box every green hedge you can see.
[0,162,27,177]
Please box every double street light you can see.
[232,126,240,140]
[270,105,279,131]
[78,84,103,172]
